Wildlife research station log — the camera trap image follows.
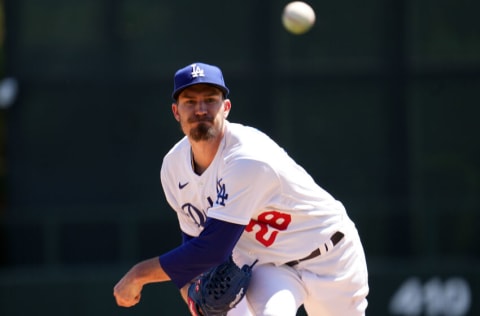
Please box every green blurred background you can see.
[0,0,479,315]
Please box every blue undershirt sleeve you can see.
[182,232,194,244]
[159,218,246,289]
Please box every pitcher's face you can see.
[172,84,231,141]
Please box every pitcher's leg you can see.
[302,228,369,316]
[246,264,306,316]
[227,296,254,316]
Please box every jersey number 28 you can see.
[245,211,291,247]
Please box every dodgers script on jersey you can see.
[160,121,349,265]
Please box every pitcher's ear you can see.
[172,103,180,121]
[223,99,232,118]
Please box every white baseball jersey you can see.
[160,121,349,266]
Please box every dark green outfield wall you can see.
[1,0,479,315]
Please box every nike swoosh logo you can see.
[178,182,189,189]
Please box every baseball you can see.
[282,1,316,35]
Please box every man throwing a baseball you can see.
[113,62,369,315]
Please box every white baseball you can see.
[282,1,316,35]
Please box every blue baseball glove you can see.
[187,257,257,316]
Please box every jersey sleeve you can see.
[207,158,279,225]
[159,218,246,288]
[161,151,210,237]
[160,158,176,208]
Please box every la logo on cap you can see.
[191,64,205,78]
[172,62,229,100]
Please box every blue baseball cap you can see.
[172,62,230,100]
